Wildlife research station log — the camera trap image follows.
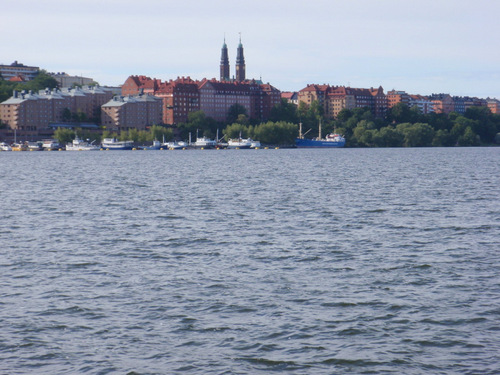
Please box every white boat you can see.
[250,140,261,149]
[27,141,42,151]
[194,136,217,149]
[163,141,188,150]
[227,137,261,149]
[227,137,252,149]
[101,138,134,150]
[42,139,61,151]
[139,140,161,150]
[66,136,100,151]
[0,142,12,151]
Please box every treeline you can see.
[175,105,298,145]
[171,100,500,147]
[269,99,500,147]
[332,103,500,147]
[53,125,173,145]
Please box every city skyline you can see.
[2,0,499,98]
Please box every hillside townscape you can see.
[1,41,500,148]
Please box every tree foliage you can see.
[0,70,59,102]
[177,110,221,140]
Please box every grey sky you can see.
[3,0,499,98]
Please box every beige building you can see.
[299,84,388,119]
[101,94,163,132]
[50,72,97,88]
[0,86,114,139]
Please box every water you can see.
[1,147,499,374]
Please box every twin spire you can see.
[220,34,246,82]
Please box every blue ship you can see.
[295,121,346,148]
[295,134,346,148]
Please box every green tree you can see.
[457,126,479,146]
[150,124,173,142]
[253,121,298,145]
[396,122,435,147]
[227,103,248,124]
[432,129,455,147]
[53,127,75,144]
[373,126,404,147]
[223,123,249,139]
[387,103,418,124]
[269,98,298,123]
[177,110,219,140]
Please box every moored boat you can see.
[250,140,261,149]
[163,141,188,150]
[27,141,43,151]
[139,140,161,150]
[42,139,61,151]
[295,133,346,148]
[227,137,252,149]
[194,136,217,149]
[66,136,100,151]
[101,138,134,150]
[295,121,346,148]
[11,142,28,151]
[0,142,12,151]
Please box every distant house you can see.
[101,94,163,132]
[0,61,39,81]
[49,72,97,88]
[281,92,298,105]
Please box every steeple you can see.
[220,36,230,81]
[235,33,246,82]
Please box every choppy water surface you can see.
[1,147,499,374]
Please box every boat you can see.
[66,136,100,151]
[0,142,12,151]
[139,140,161,150]
[41,139,61,151]
[163,141,188,150]
[27,141,43,151]
[101,138,134,150]
[227,137,252,149]
[11,142,28,151]
[250,140,261,149]
[194,136,217,149]
[295,121,346,148]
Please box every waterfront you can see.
[1,147,499,374]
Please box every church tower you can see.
[235,34,246,82]
[220,37,230,81]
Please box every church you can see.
[220,35,246,82]
[119,37,280,126]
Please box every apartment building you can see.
[101,94,163,131]
[408,95,434,114]
[298,84,388,119]
[0,86,114,138]
[386,90,411,108]
[428,94,455,114]
[0,61,39,81]
[122,75,280,125]
[487,99,500,114]
[50,72,97,88]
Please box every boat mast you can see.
[318,118,322,140]
[299,122,302,139]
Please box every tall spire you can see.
[220,35,230,81]
[235,32,246,82]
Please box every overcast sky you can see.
[3,0,499,98]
